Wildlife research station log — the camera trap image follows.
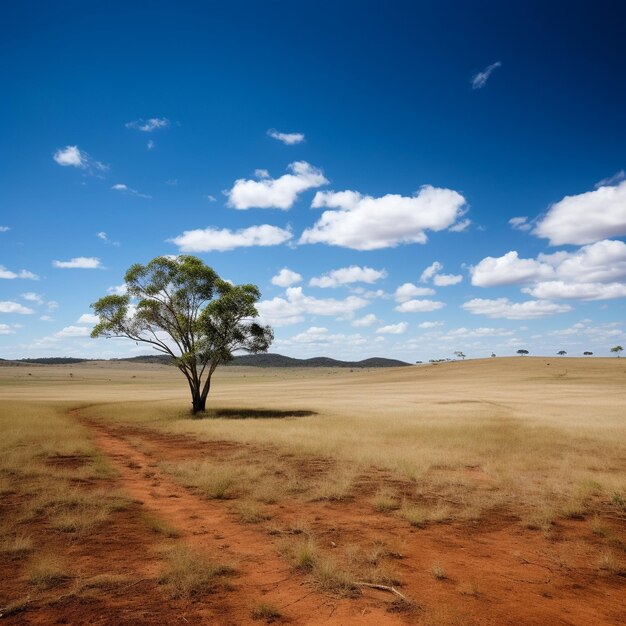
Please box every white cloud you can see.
[125,117,170,132]
[442,327,514,338]
[271,268,302,287]
[77,313,100,324]
[0,265,39,280]
[471,61,502,89]
[53,145,108,173]
[471,239,626,300]
[40,315,53,321]
[534,180,626,245]
[0,301,34,314]
[256,287,368,327]
[53,257,102,269]
[509,216,531,231]
[352,313,378,327]
[433,273,463,286]
[449,218,471,233]
[206,194,217,202]
[595,170,625,188]
[255,169,270,179]
[56,325,91,337]
[0,226,9,232]
[395,299,445,313]
[147,139,155,150]
[267,129,305,145]
[471,251,553,287]
[301,186,467,250]
[394,283,436,302]
[169,224,292,252]
[0,323,16,335]
[226,161,327,210]
[22,292,43,304]
[107,284,128,295]
[419,261,443,283]
[47,301,59,311]
[53,145,85,167]
[309,266,387,288]
[418,321,444,329]
[111,183,151,199]
[376,322,408,335]
[522,281,626,301]
[462,298,571,319]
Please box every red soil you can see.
[2,411,624,625]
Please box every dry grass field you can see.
[0,357,625,624]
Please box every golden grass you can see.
[159,544,232,598]
[2,358,626,528]
[250,602,282,622]
[27,554,72,589]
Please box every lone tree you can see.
[557,350,567,356]
[611,345,623,357]
[454,351,466,360]
[91,255,273,414]
[583,351,593,356]
[517,349,529,356]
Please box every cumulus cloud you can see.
[462,298,571,319]
[395,299,445,313]
[301,186,467,250]
[394,283,436,302]
[433,273,463,286]
[271,268,302,287]
[125,117,170,132]
[76,313,100,324]
[376,322,408,335]
[352,313,378,327]
[53,257,102,269]
[418,321,444,329]
[226,161,327,210]
[56,325,91,337]
[107,284,128,295]
[169,225,292,252]
[96,231,120,246]
[509,216,532,231]
[22,292,43,304]
[471,61,502,89]
[0,323,16,335]
[267,129,305,145]
[0,265,38,280]
[309,266,387,288]
[420,261,443,283]
[471,251,553,287]
[522,281,626,301]
[471,239,626,300]
[0,226,9,232]
[256,287,368,327]
[449,218,471,233]
[53,146,108,173]
[534,180,626,245]
[0,301,34,314]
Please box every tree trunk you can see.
[192,394,206,414]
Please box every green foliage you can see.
[91,256,273,412]
[610,345,623,357]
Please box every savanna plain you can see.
[0,357,624,625]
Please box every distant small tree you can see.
[611,345,624,357]
[454,351,466,360]
[583,351,593,356]
[517,349,529,356]
[491,352,496,357]
[91,255,273,414]
[557,350,567,356]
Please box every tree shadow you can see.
[209,408,316,419]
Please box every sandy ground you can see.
[0,357,625,625]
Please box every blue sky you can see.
[1,1,625,361]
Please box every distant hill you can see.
[224,354,411,368]
[1,353,411,368]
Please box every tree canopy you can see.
[91,255,273,413]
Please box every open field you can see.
[1,357,625,624]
